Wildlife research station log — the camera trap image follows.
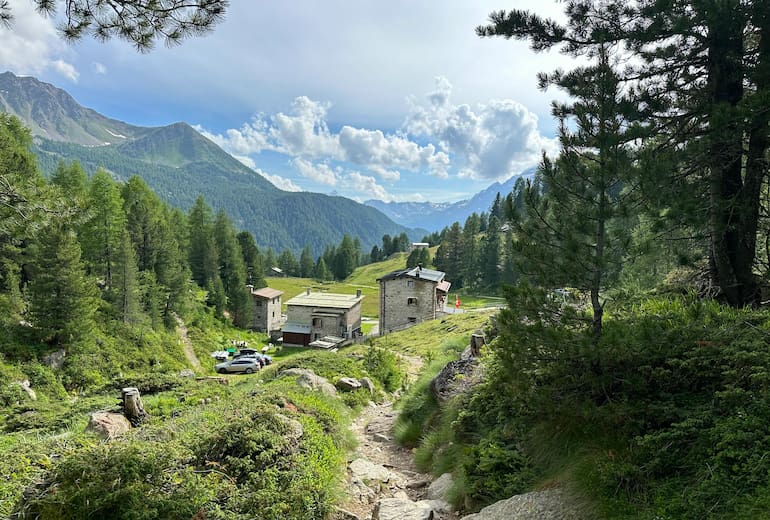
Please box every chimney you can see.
[356,289,362,298]
[306,288,311,296]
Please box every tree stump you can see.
[121,387,148,425]
[470,332,486,357]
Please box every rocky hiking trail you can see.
[334,348,583,520]
[337,398,456,520]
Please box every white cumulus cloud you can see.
[196,95,451,181]
[0,0,79,82]
[92,61,107,75]
[343,171,391,202]
[291,158,339,186]
[257,169,302,192]
[405,76,557,180]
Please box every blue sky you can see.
[0,0,572,203]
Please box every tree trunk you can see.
[121,387,148,425]
[707,4,759,306]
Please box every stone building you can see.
[249,286,283,335]
[377,266,450,334]
[282,290,364,347]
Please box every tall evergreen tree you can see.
[333,234,358,280]
[28,224,97,347]
[80,168,126,289]
[187,196,219,287]
[236,231,266,288]
[213,210,251,327]
[299,246,315,278]
[480,9,638,339]
[112,230,141,325]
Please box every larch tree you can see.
[80,168,126,290]
[28,223,98,347]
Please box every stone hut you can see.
[377,266,450,334]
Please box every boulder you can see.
[336,377,363,392]
[372,498,435,520]
[429,359,484,402]
[42,349,66,370]
[13,380,36,401]
[349,457,391,483]
[279,368,337,396]
[426,472,453,501]
[359,377,376,394]
[275,413,304,452]
[86,411,131,439]
[179,369,196,379]
[460,489,582,520]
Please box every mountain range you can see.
[365,167,535,231]
[0,71,524,252]
[0,71,414,255]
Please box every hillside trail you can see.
[174,315,201,370]
[337,354,458,520]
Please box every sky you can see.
[0,0,573,204]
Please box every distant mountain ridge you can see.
[0,71,413,255]
[366,167,536,231]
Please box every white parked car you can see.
[215,357,261,374]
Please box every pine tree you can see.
[333,234,358,280]
[80,168,126,290]
[314,256,331,281]
[237,231,266,288]
[112,230,141,324]
[187,196,219,287]
[299,246,315,278]
[481,215,502,289]
[28,224,98,347]
[213,210,251,327]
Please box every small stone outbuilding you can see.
[249,286,283,335]
[377,266,450,334]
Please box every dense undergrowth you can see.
[399,295,770,518]
[0,296,412,519]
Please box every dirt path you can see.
[336,354,457,520]
[175,315,201,370]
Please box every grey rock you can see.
[350,458,391,483]
[429,359,484,403]
[372,433,390,443]
[85,411,131,439]
[359,377,376,394]
[275,413,304,446]
[42,349,66,370]
[426,473,454,501]
[13,380,36,401]
[460,489,582,520]
[373,497,434,520]
[337,377,363,392]
[179,369,196,378]
[279,368,337,396]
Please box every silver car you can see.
[215,357,261,374]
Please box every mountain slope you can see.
[1,71,412,254]
[366,167,536,231]
[0,71,143,146]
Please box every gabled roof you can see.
[251,287,283,299]
[377,266,446,284]
[286,291,363,310]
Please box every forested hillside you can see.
[0,72,413,255]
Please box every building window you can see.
[408,317,417,323]
[407,280,415,288]
[407,297,417,306]
[312,317,323,327]
[255,301,263,307]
